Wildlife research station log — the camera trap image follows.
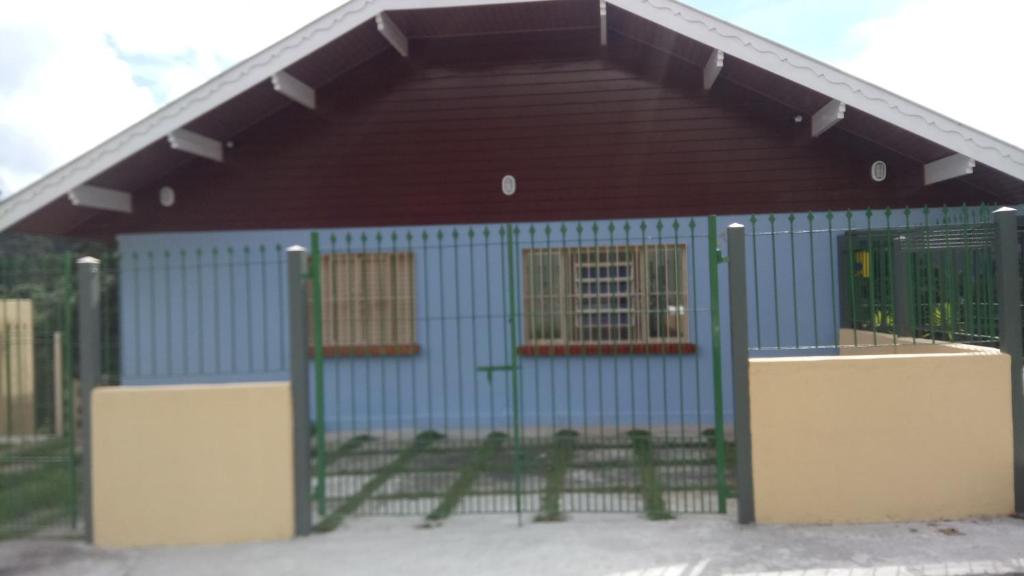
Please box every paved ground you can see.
[2,513,1024,576]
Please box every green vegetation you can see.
[0,438,67,462]
[0,234,117,431]
[0,460,74,538]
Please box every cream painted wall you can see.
[750,351,1014,524]
[91,382,294,548]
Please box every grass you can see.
[0,460,75,538]
[316,430,442,531]
[0,438,68,463]
[535,430,577,522]
[628,430,673,520]
[426,432,507,521]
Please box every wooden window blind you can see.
[318,252,416,353]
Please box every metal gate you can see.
[308,217,731,527]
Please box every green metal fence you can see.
[746,205,1000,354]
[307,218,733,526]
[0,245,118,540]
[0,253,79,539]
[840,216,998,347]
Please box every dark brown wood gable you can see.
[20,29,1001,238]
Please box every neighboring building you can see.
[1,0,1022,433]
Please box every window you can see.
[318,252,417,355]
[522,245,690,354]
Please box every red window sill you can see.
[518,343,697,357]
[309,344,421,358]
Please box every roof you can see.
[3,0,1023,234]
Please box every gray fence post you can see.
[726,223,755,524]
[995,207,1024,515]
[288,246,312,536]
[76,256,101,543]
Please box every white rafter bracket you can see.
[703,49,724,90]
[271,71,316,110]
[924,153,976,185]
[811,99,846,137]
[67,185,132,214]
[599,0,608,46]
[167,129,224,162]
[376,12,408,57]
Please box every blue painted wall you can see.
[116,206,988,433]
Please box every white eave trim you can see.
[599,0,608,46]
[2,0,1023,234]
[811,100,846,137]
[606,0,1024,180]
[376,12,409,57]
[703,49,724,91]
[924,154,976,186]
[271,71,316,110]
[167,129,224,162]
[67,185,132,214]
[0,0,555,233]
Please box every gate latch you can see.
[476,364,517,384]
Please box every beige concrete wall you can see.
[750,351,1014,524]
[0,300,35,435]
[92,382,294,548]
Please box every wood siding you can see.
[47,31,992,237]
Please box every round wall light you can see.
[159,186,176,207]
[870,161,887,182]
[501,175,517,196]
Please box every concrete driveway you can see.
[3,513,1024,576]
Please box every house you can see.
[1,0,1023,520]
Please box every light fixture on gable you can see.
[871,161,887,182]
[159,186,176,207]
[501,175,516,196]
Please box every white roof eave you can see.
[611,0,1024,179]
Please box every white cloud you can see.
[835,0,1024,148]
[0,0,342,195]
[0,4,154,192]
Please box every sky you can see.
[0,0,1022,197]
